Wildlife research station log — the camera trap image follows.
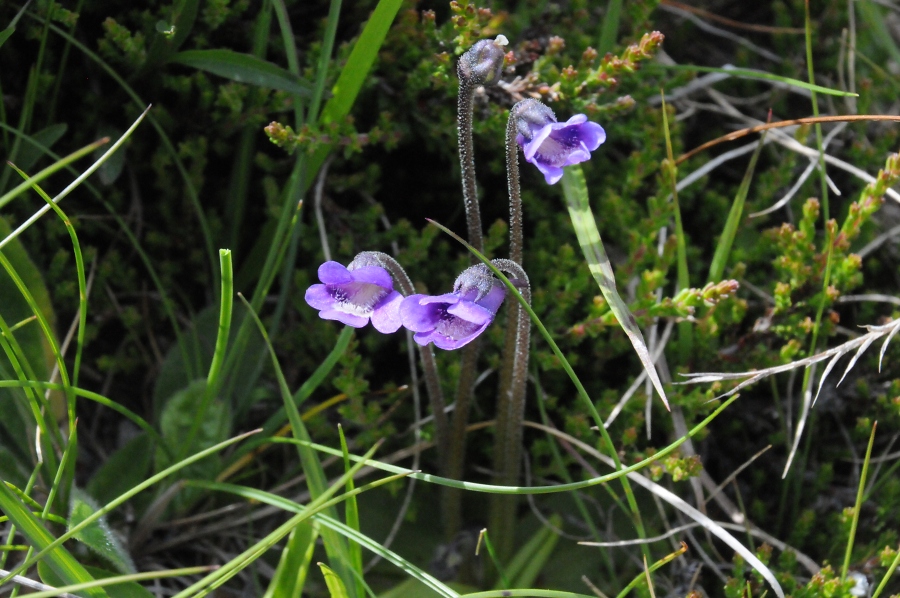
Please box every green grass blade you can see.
[598,0,622,55]
[276,394,737,495]
[263,521,318,598]
[500,514,561,589]
[707,134,765,283]
[0,105,150,250]
[841,421,877,580]
[169,453,404,598]
[182,249,234,457]
[660,92,693,358]
[0,430,260,586]
[0,479,108,598]
[0,0,35,49]
[237,293,357,597]
[320,563,351,598]
[316,514,458,598]
[615,543,687,598]
[306,0,403,176]
[560,166,668,409]
[9,164,88,391]
[649,64,858,97]
[0,136,107,210]
[871,544,900,598]
[0,249,74,423]
[21,566,212,598]
[171,49,313,95]
[339,424,364,598]
[308,0,342,122]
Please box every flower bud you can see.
[458,35,509,86]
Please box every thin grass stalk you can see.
[785,0,838,483]
[238,293,357,597]
[0,320,62,476]
[17,566,215,598]
[284,364,740,494]
[0,430,261,586]
[841,421,877,580]
[614,543,687,598]
[0,250,75,430]
[169,451,402,598]
[871,544,900,598]
[660,94,692,358]
[533,368,618,586]
[0,137,107,209]
[182,250,233,458]
[11,167,88,394]
[339,425,365,598]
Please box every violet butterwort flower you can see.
[512,98,606,185]
[304,259,403,333]
[400,264,506,350]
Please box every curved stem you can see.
[457,80,484,257]
[351,252,449,470]
[489,259,531,563]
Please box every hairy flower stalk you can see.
[306,252,450,472]
[488,100,538,560]
[456,34,508,255]
[444,35,508,540]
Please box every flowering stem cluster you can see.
[303,34,608,560]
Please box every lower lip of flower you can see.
[434,306,482,340]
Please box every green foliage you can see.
[3,0,900,597]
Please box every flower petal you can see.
[304,284,335,311]
[349,265,393,289]
[446,300,493,326]
[318,309,369,328]
[371,291,404,333]
[476,283,506,313]
[574,121,606,151]
[318,261,354,284]
[432,326,485,350]
[400,295,444,332]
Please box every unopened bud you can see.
[458,35,509,86]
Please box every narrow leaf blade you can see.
[171,49,313,96]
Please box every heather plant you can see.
[1,1,900,597]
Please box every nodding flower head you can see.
[512,98,606,185]
[304,260,403,333]
[400,264,506,350]
[458,35,509,86]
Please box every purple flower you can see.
[513,98,606,185]
[400,265,506,350]
[304,261,403,333]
